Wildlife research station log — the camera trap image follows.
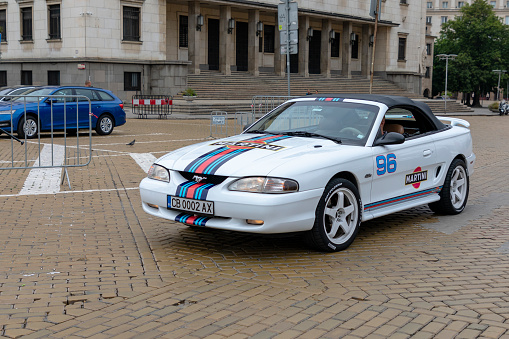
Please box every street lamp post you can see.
[436,54,457,113]
[492,70,507,101]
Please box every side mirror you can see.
[373,132,405,146]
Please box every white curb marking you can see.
[19,144,66,195]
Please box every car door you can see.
[74,88,101,128]
[368,109,438,214]
[44,88,75,130]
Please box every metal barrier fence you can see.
[251,95,296,118]
[234,112,255,135]
[0,94,93,189]
[210,111,228,138]
[132,95,173,119]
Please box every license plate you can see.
[167,196,214,216]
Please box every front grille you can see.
[179,171,228,185]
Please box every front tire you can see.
[429,158,469,215]
[18,115,39,139]
[306,178,362,252]
[95,114,114,135]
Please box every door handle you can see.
[423,149,432,157]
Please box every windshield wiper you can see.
[281,131,342,144]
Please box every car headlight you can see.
[228,177,299,193]
[147,164,170,182]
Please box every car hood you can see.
[156,133,361,177]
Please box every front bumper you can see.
[139,175,323,234]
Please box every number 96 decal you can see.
[376,153,397,176]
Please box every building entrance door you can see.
[208,19,220,71]
[236,22,248,71]
[309,30,321,74]
[290,54,298,73]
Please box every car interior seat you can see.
[384,123,404,134]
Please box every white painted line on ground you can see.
[19,144,66,195]
[130,153,157,173]
[0,187,139,198]
[92,138,207,147]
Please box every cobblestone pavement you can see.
[0,115,509,338]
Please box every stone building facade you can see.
[0,0,430,102]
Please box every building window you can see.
[48,71,60,85]
[21,70,32,85]
[507,1,509,8]
[263,25,275,53]
[458,1,465,7]
[179,15,188,48]
[506,16,509,25]
[124,72,141,91]
[491,1,497,8]
[48,4,61,39]
[441,16,448,24]
[426,16,432,24]
[351,34,359,59]
[123,6,140,41]
[0,71,6,86]
[426,43,432,55]
[398,37,406,61]
[331,33,340,58]
[425,67,430,79]
[427,2,433,8]
[0,9,6,42]
[21,7,33,41]
[442,1,448,8]
[400,0,407,4]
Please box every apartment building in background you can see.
[426,0,509,37]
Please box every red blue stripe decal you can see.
[364,186,442,211]
[176,181,215,200]
[175,213,211,226]
[184,134,291,175]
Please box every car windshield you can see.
[11,88,54,103]
[245,100,380,145]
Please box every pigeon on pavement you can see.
[126,139,135,146]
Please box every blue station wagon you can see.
[0,86,126,139]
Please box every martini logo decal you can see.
[184,134,291,175]
[405,167,428,189]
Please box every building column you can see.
[248,10,260,76]
[298,16,310,78]
[321,19,332,78]
[361,24,371,78]
[188,1,201,75]
[274,13,285,76]
[220,6,233,75]
[342,21,352,78]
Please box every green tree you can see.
[433,0,509,107]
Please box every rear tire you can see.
[429,158,469,215]
[306,178,362,252]
[17,115,38,139]
[95,114,114,135]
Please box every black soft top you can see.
[301,93,447,130]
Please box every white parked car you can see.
[139,94,475,251]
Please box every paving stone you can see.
[1,116,509,338]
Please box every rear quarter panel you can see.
[431,126,474,178]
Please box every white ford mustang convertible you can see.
[139,94,475,251]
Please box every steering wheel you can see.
[339,127,363,139]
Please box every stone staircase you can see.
[169,71,473,115]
